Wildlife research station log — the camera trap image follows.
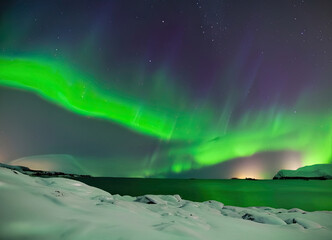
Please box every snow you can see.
[0,162,89,178]
[284,217,322,229]
[274,164,332,179]
[0,167,332,240]
[9,154,87,175]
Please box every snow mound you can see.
[0,166,332,240]
[9,154,87,175]
[0,162,90,178]
[273,164,332,179]
[285,217,322,229]
[241,211,287,225]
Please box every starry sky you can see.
[0,0,332,178]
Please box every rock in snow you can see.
[273,164,332,179]
[285,217,322,229]
[0,167,332,240]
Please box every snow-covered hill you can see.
[0,162,90,178]
[274,164,332,180]
[0,166,331,240]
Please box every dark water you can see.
[74,177,332,211]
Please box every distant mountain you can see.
[273,164,332,180]
[0,162,90,178]
[9,154,87,175]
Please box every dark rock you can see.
[242,213,255,221]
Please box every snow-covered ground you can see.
[274,164,332,179]
[0,167,331,240]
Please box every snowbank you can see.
[274,164,332,179]
[0,167,331,240]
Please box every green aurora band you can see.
[0,56,213,140]
[0,56,331,175]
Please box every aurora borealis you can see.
[0,0,332,178]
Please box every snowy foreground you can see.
[0,167,331,240]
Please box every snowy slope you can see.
[9,154,88,175]
[0,162,90,178]
[274,164,332,179]
[0,167,331,240]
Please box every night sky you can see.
[0,0,332,178]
